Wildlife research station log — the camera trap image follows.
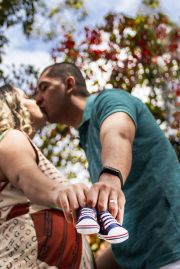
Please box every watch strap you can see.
[99,166,124,189]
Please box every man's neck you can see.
[65,96,87,128]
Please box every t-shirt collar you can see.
[78,94,97,128]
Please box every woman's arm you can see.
[0,130,87,222]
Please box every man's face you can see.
[36,73,67,123]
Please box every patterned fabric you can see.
[0,131,95,269]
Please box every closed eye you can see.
[40,85,47,92]
[38,82,49,93]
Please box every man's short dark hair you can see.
[40,62,89,97]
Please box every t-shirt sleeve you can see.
[93,90,139,128]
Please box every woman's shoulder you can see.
[0,129,38,171]
[0,129,31,151]
[0,129,28,140]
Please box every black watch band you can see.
[99,166,124,189]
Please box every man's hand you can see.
[53,183,89,223]
[86,174,125,224]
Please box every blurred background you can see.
[0,0,180,255]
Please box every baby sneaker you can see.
[76,207,100,235]
[97,210,129,244]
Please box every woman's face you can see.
[16,88,47,130]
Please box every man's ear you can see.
[65,76,76,94]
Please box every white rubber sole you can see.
[76,225,100,235]
[98,232,129,244]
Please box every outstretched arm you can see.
[87,112,135,223]
[0,130,87,222]
[96,246,123,269]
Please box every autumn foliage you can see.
[52,12,179,137]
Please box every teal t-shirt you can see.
[78,89,180,269]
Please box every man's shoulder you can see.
[93,88,142,108]
[96,88,138,100]
[89,88,144,128]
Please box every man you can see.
[36,62,180,269]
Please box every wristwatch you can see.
[99,166,124,189]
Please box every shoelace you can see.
[98,212,118,230]
[78,208,97,222]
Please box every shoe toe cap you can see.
[107,226,128,237]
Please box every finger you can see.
[76,188,87,208]
[108,191,118,218]
[97,185,109,212]
[59,194,72,223]
[83,186,89,203]
[72,210,77,226]
[117,195,125,224]
[116,209,122,224]
[86,183,100,208]
[117,207,124,225]
[67,190,79,211]
[71,184,89,225]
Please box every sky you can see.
[2,0,180,75]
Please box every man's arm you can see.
[96,246,123,269]
[87,112,135,223]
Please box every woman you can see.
[0,84,95,268]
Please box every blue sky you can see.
[2,0,180,75]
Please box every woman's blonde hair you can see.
[0,84,32,135]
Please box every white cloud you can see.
[2,26,52,74]
[3,48,52,72]
[112,0,142,16]
[85,0,180,24]
[160,0,180,23]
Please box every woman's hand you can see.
[53,183,89,223]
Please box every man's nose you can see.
[36,93,43,106]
